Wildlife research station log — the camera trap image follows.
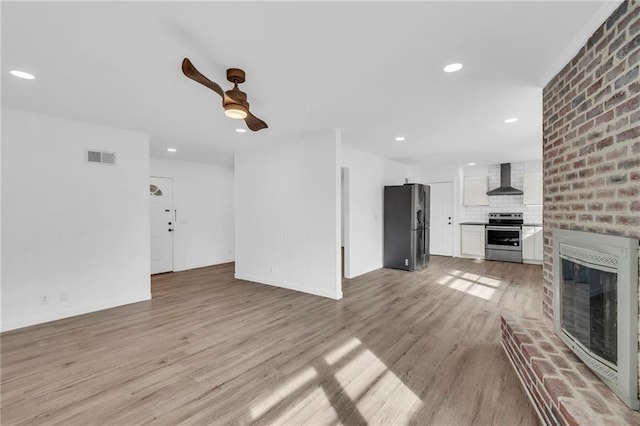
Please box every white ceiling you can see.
[1,1,620,169]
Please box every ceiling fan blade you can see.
[181,58,227,101]
[244,112,268,131]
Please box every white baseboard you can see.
[0,293,152,332]
[458,254,485,260]
[234,273,342,300]
[173,258,235,272]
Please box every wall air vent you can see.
[87,150,116,165]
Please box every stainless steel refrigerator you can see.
[383,183,430,271]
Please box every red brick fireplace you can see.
[502,1,640,424]
[542,0,640,393]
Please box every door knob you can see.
[168,229,174,232]
[168,222,172,225]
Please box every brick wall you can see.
[542,0,640,320]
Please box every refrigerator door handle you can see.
[423,228,427,255]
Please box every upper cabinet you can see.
[463,176,489,206]
[523,172,543,205]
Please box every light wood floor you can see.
[1,256,541,425]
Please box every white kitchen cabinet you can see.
[463,177,489,206]
[523,173,543,205]
[522,226,543,264]
[460,225,485,258]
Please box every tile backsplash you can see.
[460,163,543,224]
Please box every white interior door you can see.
[150,177,174,274]
[429,181,454,256]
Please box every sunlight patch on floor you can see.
[436,269,502,300]
[356,368,422,423]
[462,272,480,281]
[449,278,473,292]
[478,276,501,287]
[250,366,318,419]
[465,283,496,300]
[336,347,421,423]
[335,348,387,400]
[324,337,361,365]
[270,387,339,425]
[251,339,421,423]
[436,275,454,285]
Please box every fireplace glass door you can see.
[560,258,617,366]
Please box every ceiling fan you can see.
[181,58,268,131]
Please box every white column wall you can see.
[1,110,151,331]
[234,131,341,299]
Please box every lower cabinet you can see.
[522,226,543,264]
[460,225,485,258]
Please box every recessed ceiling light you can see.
[504,117,519,124]
[394,136,406,142]
[443,63,463,73]
[9,70,36,80]
[468,162,476,166]
[167,148,177,152]
[235,128,247,133]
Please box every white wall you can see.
[234,131,341,299]
[342,146,421,278]
[1,110,151,331]
[150,158,234,271]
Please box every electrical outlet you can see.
[39,295,50,306]
[60,291,69,302]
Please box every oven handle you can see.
[485,225,522,231]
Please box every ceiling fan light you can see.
[224,104,248,120]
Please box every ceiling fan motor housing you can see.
[226,68,246,84]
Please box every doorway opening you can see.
[150,176,174,274]
[341,167,350,279]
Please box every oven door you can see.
[485,225,522,251]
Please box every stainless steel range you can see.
[485,212,523,263]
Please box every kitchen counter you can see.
[523,223,543,226]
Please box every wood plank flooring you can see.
[1,256,541,425]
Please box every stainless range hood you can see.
[486,163,523,196]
